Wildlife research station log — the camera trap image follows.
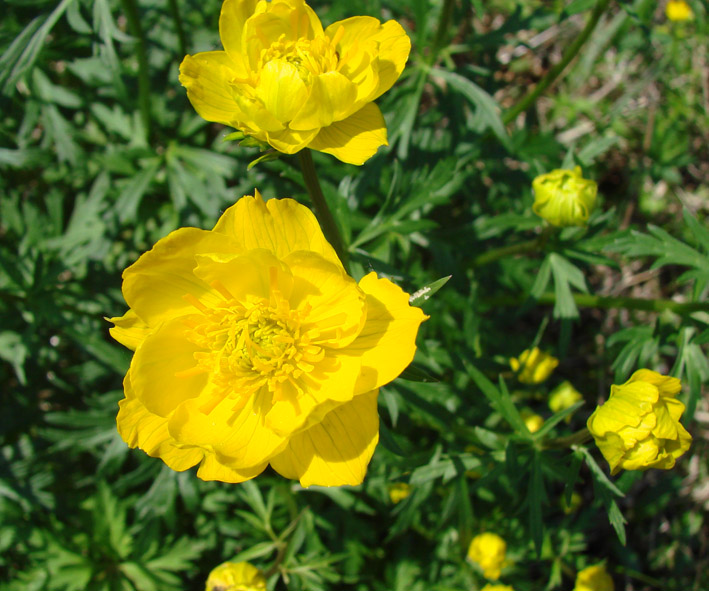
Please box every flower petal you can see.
[256,60,308,123]
[307,103,387,165]
[130,315,209,417]
[117,373,203,471]
[269,389,379,487]
[108,309,152,351]
[369,20,411,99]
[196,454,268,483]
[290,71,358,131]
[179,52,243,126]
[342,272,427,394]
[212,192,341,267]
[219,0,259,75]
[121,227,240,329]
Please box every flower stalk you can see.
[167,0,188,58]
[298,149,349,270]
[502,0,612,125]
[120,0,152,139]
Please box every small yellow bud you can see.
[521,409,544,433]
[573,564,614,591]
[388,482,411,504]
[467,533,508,580]
[549,381,583,421]
[560,491,583,514]
[587,370,692,475]
[481,585,515,591]
[666,0,693,21]
[532,166,598,227]
[205,561,267,591]
[510,348,559,384]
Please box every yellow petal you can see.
[108,309,152,351]
[179,52,242,125]
[212,192,341,268]
[219,0,259,75]
[341,272,427,394]
[290,71,358,131]
[307,103,387,165]
[168,388,288,469]
[269,389,379,487]
[285,251,366,348]
[196,453,268,483]
[130,315,209,417]
[256,59,308,123]
[121,227,240,329]
[628,369,681,398]
[265,126,320,153]
[117,373,203,471]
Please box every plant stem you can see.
[502,0,612,125]
[429,0,456,64]
[167,0,188,58]
[492,292,709,314]
[545,428,592,449]
[298,149,349,270]
[120,0,152,139]
[471,226,554,268]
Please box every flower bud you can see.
[467,533,508,580]
[573,564,614,591]
[205,561,267,591]
[521,409,544,433]
[549,381,583,421]
[666,0,693,21]
[532,166,597,227]
[481,585,515,591]
[388,482,411,504]
[510,348,558,384]
[587,370,692,475]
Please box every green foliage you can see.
[1,0,707,590]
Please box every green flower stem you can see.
[471,226,555,268]
[502,0,612,125]
[492,292,709,314]
[298,149,349,271]
[120,0,152,139]
[167,0,188,58]
[544,428,592,449]
[429,0,456,64]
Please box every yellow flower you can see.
[179,0,410,165]
[666,0,693,21]
[388,482,411,503]
[549,381,583,422]
[521,408,544,433]
[467,532,507,580]
[587,370,692,475]
[109,191,426,487]
[573,564,614,591]
[205,561,266,591]
[481,585,515,591]
[532,166,598,227]
[510,347,559,384]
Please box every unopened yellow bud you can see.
[521,409,544,433]
[549,381,583,421]
[574,564,614,591]
[205,561,267,591]
[510,347,559,384]
[666,0,693,21]
[532,166,597,227]
[388,482,411,504]
[467,533,508,580]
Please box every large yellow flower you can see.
[109,192,426,487]
[205,561,266,591]
[587,370,692,475]
[179,0,410,165]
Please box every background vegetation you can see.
[1,0,707,589]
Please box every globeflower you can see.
[573,564,614,591]
[521,408,544,433]
[109,192,426,487]
[179,0,410,165]
[205,561,266,591]
[666,0,693,21]
[467,532,508,580]
[532,166,598,227]
[510,347,558,384]
[388,482,411,503]
[549,381,583,422]
[481,585,515,591]
[587,370,692,475]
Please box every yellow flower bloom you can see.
[467,532,507,580]
[205,561,266,591]
[521,408,544,433]
[666,0,693,21]
[573,564,614,591]
[532,166,598,227]
[510,347,559,384]
[109,191,426,487]
[549,381,583,422]
[388,482,411,503]
[587,370,692,475]
[481,585,515,591]
[179,0,410,165]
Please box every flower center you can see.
[184,269,325,406]
[260,34,340,81]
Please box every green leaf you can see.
[398,363,438,383]
[408,276,451,307]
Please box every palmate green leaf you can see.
[548,252,589,319]
[115,158,162,223]
[607,325,659,382]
